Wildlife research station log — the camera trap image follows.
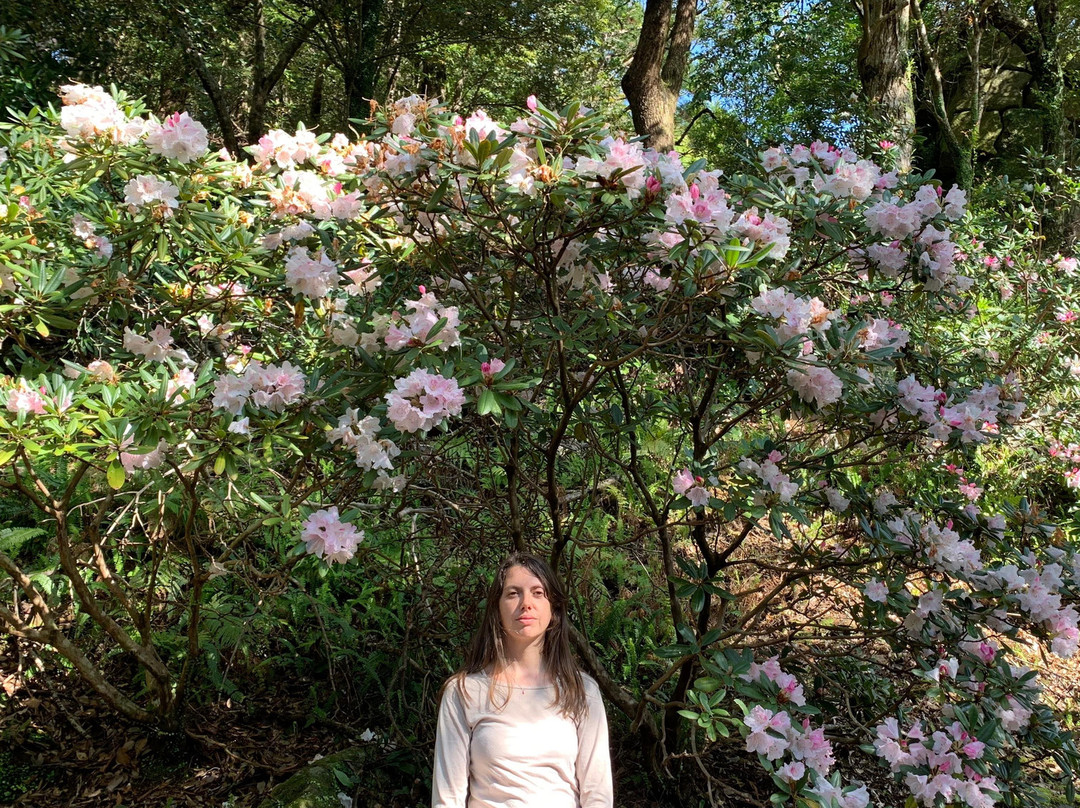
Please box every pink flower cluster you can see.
[384,368,465,433]
[480,358,506,384]
[300,506,363,564]
[343,259,380,296]
[751,287,834,344]
[4,381,48,416]
[327,409,401,473]
[145,112,208,163]
[738,451,799,504]
[505,143,542,196]
[120,437,167,473]
[733,208,791,259]
[71,214,113,259]
[941,463,983,502]
[1048,440,1080,489]
[123,324,180,362]
[664,178,734,232]
[742,656,806,706]
[747,289,846,406]
[881,505,1080,658]
[747,287,847,404]
[897,376,1023,444]
[1052,254,1078,275]
[744,705,835,779]
[807,780,870,808]
[575,137,647,197]
[787,363,844,408]
[251,128,320,170]
[211,361,307,415]
[873,718,1000,808]
[762,141,897,205]
[384,287,461,352]
[284,246,339,298]
[863,578,889,602]
[260,221,315,250]
[885,514,984,576]
[814,158,886,202]
[859,318,909,352]
[740,661,870,805]
[59,83,144,144]
[1010,560,1080,657]
[270,170,363,220]
[672,468,709,508]
[386,95,427,137]
[446,109,510,167]
[123,175,180,213]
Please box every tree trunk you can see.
[857,0,916,171]
[622,0,697,153]
[172,14,240,156]
[987,0,1065,243]
[310,67,326,125]
[911,0,974,188]
[246,1,320,143]
[318,0,385,125]
[987,0,1063,157]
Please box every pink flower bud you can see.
[526,95,538,112]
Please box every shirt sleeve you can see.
[576,678,614,808]
[432,679,472,808]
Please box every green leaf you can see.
[691,588,705,614]
[477,388,501,416]
[0,527,44,555]
[694,677,723,693]
[426,176,451,211]
[107,459,126,490]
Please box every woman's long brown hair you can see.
[447,553,588,721]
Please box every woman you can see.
[432,552,613,808]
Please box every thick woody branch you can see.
[570,625,660,742]
[0,554,156,724]
[661,0,697,93]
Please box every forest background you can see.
[1,0,1080,806]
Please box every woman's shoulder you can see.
[443,669,488,684]
[579,672,603,700]
[441,670,491,700]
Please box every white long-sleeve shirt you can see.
[432,671,613,808]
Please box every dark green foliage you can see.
[683,0,862,169]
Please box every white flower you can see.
[145,112,209,162]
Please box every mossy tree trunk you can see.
[857,0,916,171]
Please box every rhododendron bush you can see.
[1,85,1080,805]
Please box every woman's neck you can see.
[501,642,549,685]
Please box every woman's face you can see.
[498,564,553,648]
